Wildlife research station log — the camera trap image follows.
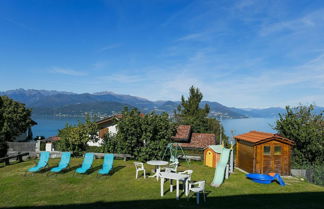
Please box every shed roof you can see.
[234,130,294,145]
[172,125,192,142]
[179,133,216,149]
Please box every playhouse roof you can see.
[207,145,223,153]
[234,131,294,145]
[179,133,216,149]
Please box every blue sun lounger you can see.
[98,154,114,175]
[50,152,71,173]
[27,151,50,173]
[75,153,94,174]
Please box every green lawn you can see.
[0,158,323,209]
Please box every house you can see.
[89,113,145,147]
[85,114,123,147]
[13,120,37,142]
[234,130,294,176]
[172,125,217,149]
[96,114,123,139]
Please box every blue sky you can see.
[0,0,324,108]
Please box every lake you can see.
[31,116,278,138]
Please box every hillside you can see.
[4,89,322,119]
[32,101,135,117]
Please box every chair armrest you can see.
[189,180,205,186]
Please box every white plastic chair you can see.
[134,162,146,179]
[188,180,206,204]
[179,170,193,191]
[164,162,179,173]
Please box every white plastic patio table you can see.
[159,172,190,200]
[146,160,169,179]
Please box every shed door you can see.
[206,151,213,167]
[261,142,284,174]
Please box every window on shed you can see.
[274,146,282,155]
[263,146,271,155]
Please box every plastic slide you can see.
[211,148,231,187]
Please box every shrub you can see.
[313,164,324,186]
[57,117,98,156]
[105,108,176,162]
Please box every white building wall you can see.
[87,124,118,147]
[108,124,118,135]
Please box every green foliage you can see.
[175,86,210,133]
[274,104,324,166]
[0,96,33,141]
[0,140,8,157]
[0,96,33,156]
[86,145,102,153]
[174,86,227,143]
[313,164,324,186]
[103,108,175,161]
[57,117,98,156]
[101,132,118,153]
[40,141,46,151]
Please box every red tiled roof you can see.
[172,125,191,142]
[179,133,216,149]
[44,136,61,142]
[234,130,294,145]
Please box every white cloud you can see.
[50,67,87,76]
[260,9,324,36]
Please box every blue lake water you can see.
[222,117,277,137]
[31,116,278,138]
[31,116,84,138]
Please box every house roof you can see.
[179,133,216,149]
[234,130,294,145]
[172,125,192,142]
[43,136,61,142]
[96,114,123,125]
[96,113,145,126]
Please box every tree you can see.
[175,86,210,132]
[0,96,33,141]
[103,108,176,161]
[0,96,33,157]
[57,117,98,156]
[274,104,324,166]
[174,86,227,143]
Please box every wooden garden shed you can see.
[235,131,294,176]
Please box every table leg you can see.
[176,180,179,200]
[160,177,164,197]
[185,179,189,196]
[170,179,173,192]
[156,166,160,181]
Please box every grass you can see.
[0,158,323,209]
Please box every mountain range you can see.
[1,89,323,119]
